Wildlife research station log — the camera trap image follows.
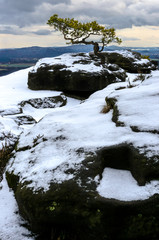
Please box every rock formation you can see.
[28,51,156,98]
[1,50,159,240]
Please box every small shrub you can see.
[141,55,150,60]
[127,78,134,88]
[33,134,44,147]
[100,105,111,114]
[134,73,146,82]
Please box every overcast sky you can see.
[0,0,159,48]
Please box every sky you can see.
[0,0,159,49]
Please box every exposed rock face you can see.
[28,53,127,96]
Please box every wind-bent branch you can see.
[47,14,122,63]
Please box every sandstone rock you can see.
[13,115,37,125]
[19,94,67,109]
[6,143,159,240]
[28,53,126,97]
[93,50,157,73]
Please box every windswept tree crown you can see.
[47,14,122,53]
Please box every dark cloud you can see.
[0,25,25,35]
[0,0,158,31]
[53,0,159,29]
[0,0,71,26]
[0,25,53,36]
[0,0,70,11]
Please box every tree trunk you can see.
[93,43,106,64]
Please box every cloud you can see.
[0,25,26,35]
[0,25,53,36]
[0,0,71,27]
[32,29,52,35]
[0,0,159,48]
[51,0,159,29]
[121,36,140,41]
[0,0,159,30]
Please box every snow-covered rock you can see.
[19,94,67,109]
[6,69,159,239]
[28,52,127,96]
[0,52,159,240]
[100,49,157,73]
[0,68,70,240]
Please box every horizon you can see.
[1,44,159,51]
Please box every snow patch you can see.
[31,53,103,73]
[97,168,159,201]
[0,175,34,240]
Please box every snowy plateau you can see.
[0,50,159,239]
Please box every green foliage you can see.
[48,201,59,211]
[47,14,122,51]
[141,55,150,60]
[134,73,146,82]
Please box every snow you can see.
[134,58,149,64]
[0,67,63,110]
[97,168,159,201]
[109,72,159,134]
[0,68,73,147]
[107,49,149,65]
[0,52,159,237]
[0,68,80,238]
[30,50,148,74]
[4,69,159,193]
[6,70,159,194]
[31,53,103,73]
[0,175,34,240]
[107,49,135,58]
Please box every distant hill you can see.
[0,45,93,64]
[0,45,158,77]
[0,45,159,64]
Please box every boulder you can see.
[28,53,127,97]
[6,143,159,240]
[12,115,37,125]
[93,50,157,73]
[19,94,67,109]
